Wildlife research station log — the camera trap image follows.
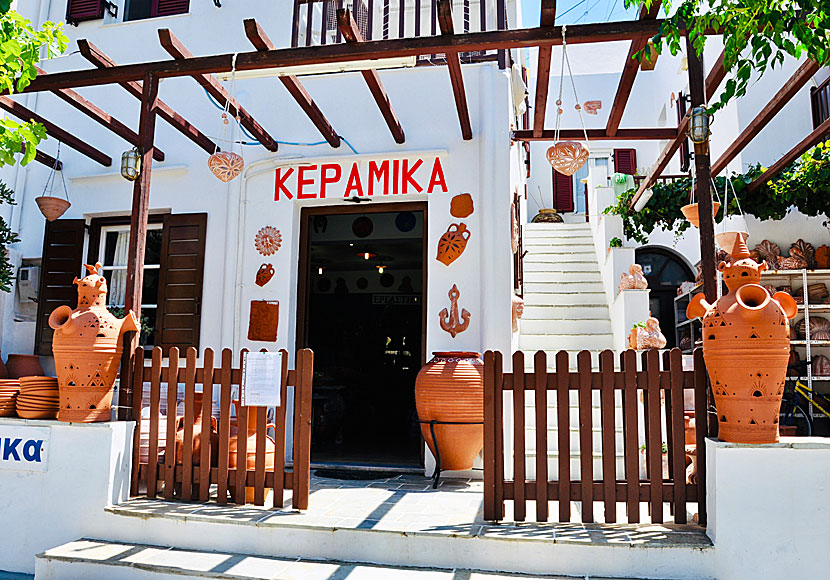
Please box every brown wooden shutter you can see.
[154,0,190,17]
[66,0,105,24]
[613,148,637,175]
[34,219,85,355]
[155,213,207,354]
[677,91,691,173]
[552,170,574,213]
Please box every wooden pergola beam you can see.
[77,39,216,155]
[437,0,472,140]
[243,19,340,148]
[711,59,820,176]
[0,96,111,166]
[20,143,62,170]
[748,116,830,191]
[158,28,279,152]
[20,19,703,94]
[38,67,165,162]
[513,128,678,141]
[531,0,556,138]
[606,4,660,137]
[337,9,405,144]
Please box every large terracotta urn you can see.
[415,352,484,470]
[229,401,277,503]
[687,233,797,444]
[48,263,139,422]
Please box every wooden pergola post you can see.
[686,37,717,304]
[119,73,159,421]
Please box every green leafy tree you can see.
[627,0,830,112]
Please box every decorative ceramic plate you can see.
[255,226,282,256]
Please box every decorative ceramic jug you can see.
[415,352,484,471]
[255,263,275,287]
[687,232,797,444]
[49,263,139,422]
[436,223,471,266]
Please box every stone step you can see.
[522,304,610,319]
[519,334,615,352]
[520,318,612,334]
[523,271,602,283]
[35,539,580,580]
[523,292,607,306]
[524,281,605,294]
[523,261,600,273]
[523,252,598,263]
[524,223,592,232]
[523,237,594,246]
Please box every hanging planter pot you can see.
[35,196,71,222]
[681,202,721,228]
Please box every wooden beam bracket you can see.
[437,0,473,140]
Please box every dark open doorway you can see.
[297,204,426,468]
[635,247,694,349]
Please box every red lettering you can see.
[274,167,294,200]
[392,159,400,195]
[368,160,389,196]
[402,159,423,194]
[320,163,342,199]
[297,165,317,199]
[427,157,448,194]
[344,163,364,197]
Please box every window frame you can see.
[123,0,190,22]
[97,222,163,311]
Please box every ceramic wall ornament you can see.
[618,264,648,293]
[352,216,374,238]
[583,100,602,115]
[511,205,519,255]
[789,239,816,269]
[49,263,139,422]
[395,211,417,232]
[379,273,395,288]
[439,284,470,338]
[436,223,471,266]
[511,295,524,333]
[546,141,588,176]
[255,264,275,287]
[247,300,279,342]
[255,226,282,256]
[797,316,830,340]
[208,151,244,182]
[450,193,475,218]
[816,245,830,269]
[415,352,484,471]
[754,240,781,270]
[813,354,830,376]
[687,232,798,444]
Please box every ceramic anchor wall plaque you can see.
[439,284,470,338]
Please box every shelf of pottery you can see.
[675,283,703,354]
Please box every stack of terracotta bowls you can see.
[0,379,19,417]
[16,376,59,419]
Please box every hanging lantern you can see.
[120,148,141,181]
[689,107,711,144]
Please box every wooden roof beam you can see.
[77,39,216,155]
[20,143,62,170]
[711,58,820,176]
[243,19,340,148]
[748,116,830,191]
[605,3,660,137]
[0,96,111,166]
[37,67,165,162]
[337,9,405,144]
[158,28,279,152]
[436,0,472,140]
[513,128,678,141]
[532,0,556,138]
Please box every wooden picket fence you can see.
[129,347,313,509]
[483,348,709,525]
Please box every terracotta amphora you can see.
[174,392,219,466]
[229,401,277,502]
[436,223,471,266]
[687,232,797,444]
[49,263,139,422]
[415,352,484,471]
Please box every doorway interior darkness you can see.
[635,247,694,349]
[297,204,426,468]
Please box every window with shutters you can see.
[613,148,638,175]
[66,0,105,24]
[125,0,189,22]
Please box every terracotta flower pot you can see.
[681,202,720,228]
[531,209,564,223]
[5,354,45,379]
[687,232,798,444]
[49,263,139,422]
[35,196,71,222]
[415,352,484,471]
[436,223,471,266]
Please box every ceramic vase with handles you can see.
[436,223,471,266]
[687,232,798,444]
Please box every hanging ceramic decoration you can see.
[207,54,244,182]
[439,284,470,338]
[352,216,374,238]
[450,193,474,218]
[255,226,282,256]
[247,300,279,342]
[35,143,71,222]
[436,223,471,266]
[546,29,590,177]
[255,264,275,287]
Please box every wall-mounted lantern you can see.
[120,148,140,181]
[689,107,711,144]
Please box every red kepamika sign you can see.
[274,156,448,200]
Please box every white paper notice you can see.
[241,351,283,407]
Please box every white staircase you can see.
[518,222,624,480]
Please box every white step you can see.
[523,271,602,283]
[524,281,605,293]
[520,318,611,334]
[523,252,598,263]
[523,261,599,272]
[523,237,594,246]
[523,292,606,306]
[524,223,591,232]
[35,540,572,580]
[522,304,610,319]
[524,248,598,257]
[520,334,615,351]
